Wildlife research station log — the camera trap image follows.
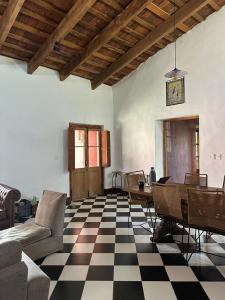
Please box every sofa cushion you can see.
[0,223,51,247]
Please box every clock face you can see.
[166,78,185,106]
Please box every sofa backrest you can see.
[35,190,66,236]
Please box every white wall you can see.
[113,6,225,187]
[0,57,114,198]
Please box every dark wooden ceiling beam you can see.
[27,0,96,74]
[0,0,25,46]
[59,0,154,81]
[91,0,210,89]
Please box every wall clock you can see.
[166,78,185,106]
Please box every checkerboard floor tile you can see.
[35,194,225,300]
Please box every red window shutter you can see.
[68,127,75,171]
[101,130,111,167]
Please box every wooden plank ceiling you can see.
[0,0,224,89]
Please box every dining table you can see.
[123,183,223,241]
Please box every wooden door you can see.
[68,124,110,201]
[163,118,199,183]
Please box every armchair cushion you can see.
[0,239,22,270]
[0,223,51,247]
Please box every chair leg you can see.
[128,202,131,228]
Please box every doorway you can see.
[163,116,199,183]
[68,123,110,201]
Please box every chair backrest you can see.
[0,184,21,227]
[35,190,67,236]
[125,170,146,187]
[184,173,208,187]
[187,189,225,234]
[152,183,183,221]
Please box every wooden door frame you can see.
[163,115,199,176]
[68,122,104,200]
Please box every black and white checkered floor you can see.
[37,194,225,300]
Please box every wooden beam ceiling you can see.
[0,0,25,46]
[91,0,210,89]
[59,0,154,81]
[27,0,96,74]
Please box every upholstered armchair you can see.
[0,190,67,260]
[0,184,21,230]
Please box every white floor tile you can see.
[86,217,102,222]
[114,266,141,281]
[75,212,89,217]
[115,243,136,253]
[42,253,69,265]
[142,282,177,300]
[72,243,95,253]
[157,243,181,253]
[116,217,129,222]
[59,266,89,281]
[63,235,78,243]
[201,243,225,254]
[81,281,113,300]
[91,208,104,213]
[96,235,115,243]
[48,281,57,299]
[90,253,114,265]
[102,212,117,217]
[116,228,134,235]
[137,253,164,266]
[80,228,99,235]
[67,222,84,228]
[201,282,225,300]
[134,235,151,243]
[100,222,116,228]
[187,253,214,266]
[165,266,198,281]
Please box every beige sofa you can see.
[0,239,50,300]
[0,190,67,260]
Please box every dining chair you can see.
[125,170,153,229]
[152,183,186,242]
[184,173,208,187]
[186,188,225,261]
[222,176,225,192]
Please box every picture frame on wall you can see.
[166,78,185,106]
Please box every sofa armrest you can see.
[0,239,22,269]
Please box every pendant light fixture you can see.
[165,0,187,80]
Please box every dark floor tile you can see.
[50,281,84,300]
[140,266,169,281]
[81,202,94,206]
[92,205,105,208]
[101,217,116,222]
[65,213,75,217]
[98,228,116,235]
[76,235,97,243]
[131,217,146,222]
[40,266,63,280]
[83,222,100,228]
[117,205,129,208]
[77,208,91,213]
[133,228,151,235]
[113,282,144,300]
[130,208,143,212]
[172,282,209,300]
[191,266,225,281]
[115,235,135,243]
[62,243,75,253]
[93,243,115,253]
[116,222,132,228]
[160,254,187,266]
[115,253,138,265]
[63,228,82,235]
[87,266,114,280]
[66,253,92,265]
[34,257,46,265]
[117,212,129,217]
[106,201,117,205]
[207,254,225,266]
[88,212,102,217]
[136,243,158,253]
[71,217,86,222]
[104,208,117,212]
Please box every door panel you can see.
[68,124,104,201]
